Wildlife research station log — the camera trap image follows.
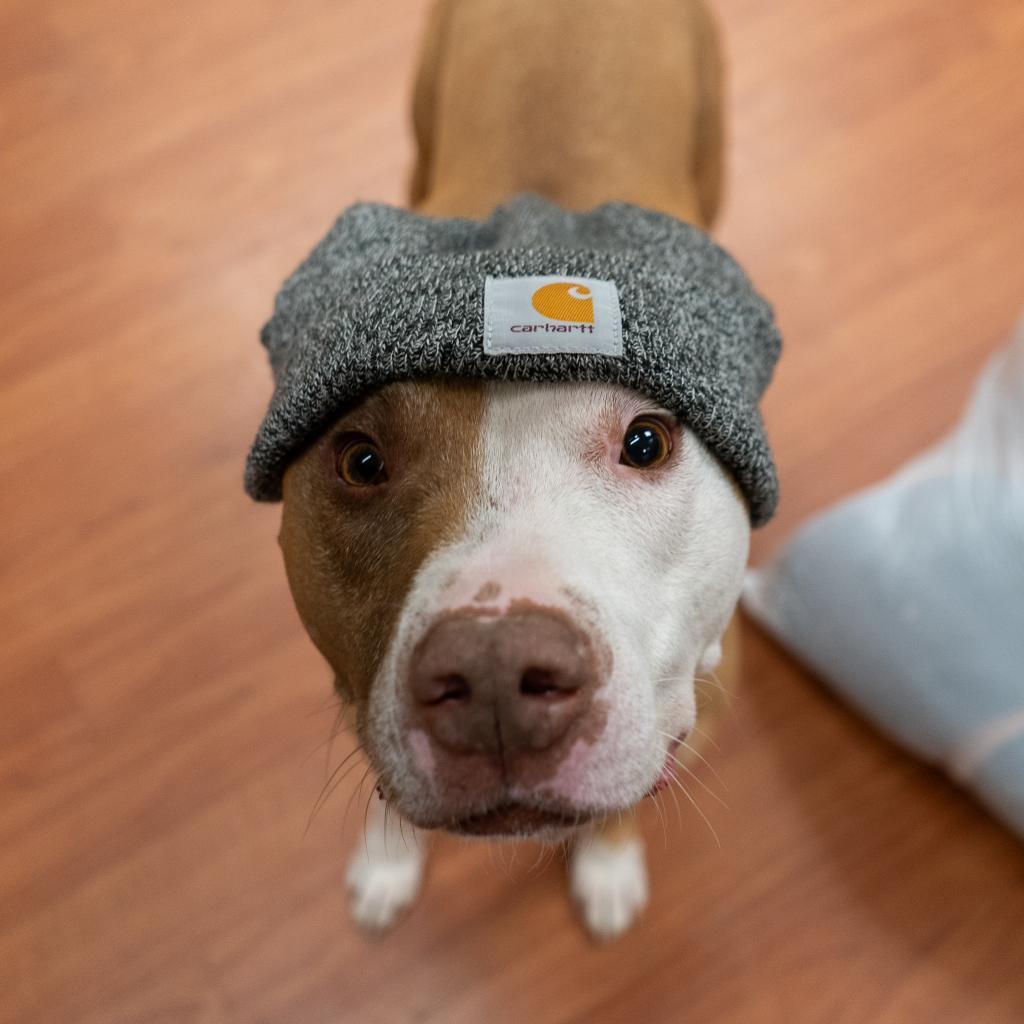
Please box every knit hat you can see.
[245,193,782,525]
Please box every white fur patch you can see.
[570,833,649,940]
[346,801,428,931]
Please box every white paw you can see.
[346,843,424,932]
[570,835,648,941]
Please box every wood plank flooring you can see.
[2,1,1023,1021]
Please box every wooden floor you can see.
[3,1,1023,1021]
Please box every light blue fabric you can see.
[744,324,1024,840]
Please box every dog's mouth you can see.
[449,801,595,837]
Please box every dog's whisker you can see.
[488,837,504,876]
[362,786,376,859]
[695,672,739,700]
[306,682,352,717]
[659,729,733,798]
[649,784,668,848]
[528,841,550,872]
[665,766,721,848]
[304,694,344,719]
[663,765,687,830]
[526,840,550,876]
[305,743,366,834]
[503,842,517,876]
[343,764,374,844]
[665,751,728,808]
[657,727,727,788]
[694,676,726,698]
[676,738,729,791]
[662,766,684,830]
[299,706,348,767]
[320,708,349,777]
[689,723,721,751]
[652,673,695,687]
[307,743,364,812]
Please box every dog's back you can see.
[410,0,724,226]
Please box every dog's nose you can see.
[410,608,597,757]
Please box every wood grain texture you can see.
[2,1,1023,1022]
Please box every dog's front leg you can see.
[346,797,429,931]
[569,811,648,941]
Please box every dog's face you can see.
[280,379,749,836]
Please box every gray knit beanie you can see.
[245,193,782,525]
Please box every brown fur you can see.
[410,0,725,227]
[279,380,485,719]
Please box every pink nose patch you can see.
[440,557,563,615]
[408,729,436,780]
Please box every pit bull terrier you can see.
[258,0,775,940]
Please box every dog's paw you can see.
[570,835,648,941]
[346,843,425,932]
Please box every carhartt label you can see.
[484,276,623,357]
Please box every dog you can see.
[277,0,752,940]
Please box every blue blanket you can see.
[743,319,1024,839]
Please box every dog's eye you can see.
[336,437,388,487]
[619,417,672,470]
